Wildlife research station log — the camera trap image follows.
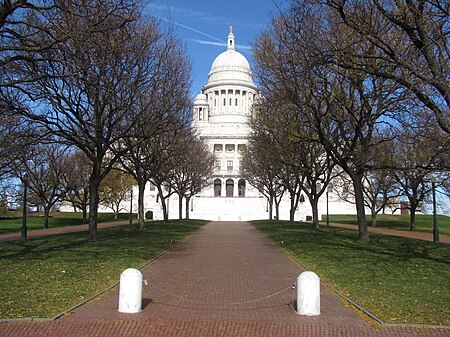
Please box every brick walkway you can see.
[1,221,448,337]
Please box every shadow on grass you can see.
[0,220,206,262]
[254,220,450,267]
[0,213,138,234]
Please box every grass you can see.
[0,211,136,234]
[0,219,206,319]
[253,220,450,326]
[326,214,450,236]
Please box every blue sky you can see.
[145,1,287,96]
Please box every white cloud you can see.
[190,39,226,47]
[156,16,224,43]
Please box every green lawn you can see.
[253,220,450,326]
[0,211,136,234]
[325,214,450,236]
[0,220,206,319]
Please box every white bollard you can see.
[296,271,320,316]
[118,268,143,313]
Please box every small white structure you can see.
[118,268,143,313]
[296,271,320,316]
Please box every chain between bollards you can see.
[146,282,295,307]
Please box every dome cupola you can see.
[204,26,255,89]
[227,25,235,50]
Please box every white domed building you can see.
[188,28,316,221]
[60,28,399,220]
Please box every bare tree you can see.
[363,170,399,226]
[253,2,403,239]
[63,150,91,223]
[322,0,450,135]
[1,0,60,88]
[119,26,192,229]
[389,117,448,230]
[145,131,180,222]
[250,96,337,227]
[99,169,135,220]
[166,132,215,220]
[0,99,42,181]
[242,131,285,221]
[15,142,69,228]
[10,4,172,240]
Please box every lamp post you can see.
[432,179,439,243]
[326,185,333,226]
[21,173,29,240]
[129,187,133,225]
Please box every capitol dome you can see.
[205,27,254,88]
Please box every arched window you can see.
[214,179,222,197]
[226,179,234,197]
[238,179,246,197]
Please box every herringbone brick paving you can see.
[0,221,448,337]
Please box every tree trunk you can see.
[82,191,88,224]
[185,196,191,220]
[410,204,417,231]
[164,197,169,222]
[352,174,369,240]
[289,192,296,223]
[88,192,99,240]
[275,198,281,220]
[82,206,87,224]
[43,206,50,229]
[268,195,273,220]
[138,181,146,230]
[178,193,183,220]
[88,167,101,240]
[311,197,320,230]
[157,187,168,222]
[371,207,377,227]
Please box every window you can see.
[238,144,247,152]
[223,98,226,106]
[225,144,235,152]
[215,160,221,170]
[235,98,238,106]
[227,160,233,172]
[214,179,222,197]
[238,179,246,197]
[226,179,234,197]
[198,107,202,121]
